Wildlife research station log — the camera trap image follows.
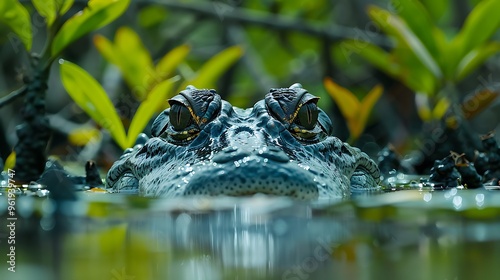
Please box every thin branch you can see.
[0,86,28,109]
[141,1,391,47]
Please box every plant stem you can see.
[13,65,51,182]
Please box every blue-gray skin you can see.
[106,84,380,199]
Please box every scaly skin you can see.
[106,84,380,199]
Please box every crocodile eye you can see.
[295,102,318,130]
[170,103,193,131]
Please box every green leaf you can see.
[156,44,190,79]
[180,45,244,89]
[114,27,156,99]
[453,0,500,61]
[126,78,175,147]
[420,0,450,21]
[340,40,400,77]
[456,42,500,81]
[138,5,168,28]
[59,59,127,149]
[32,0,57,26]
[51,0,130,57]
[0,0,32,51]
[58,0,74,15]
[368,5,442,80]
[391,0,440,61]
[94,27,156,100]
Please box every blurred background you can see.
[1,0,499,171]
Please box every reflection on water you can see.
[1,189,500,279]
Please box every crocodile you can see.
[106,84,380,199]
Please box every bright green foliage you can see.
[324,78,383,142]
[95,27,243,102]
[32,0,74,27]
[125,79,175,147]
[52,0,130,57]
[94,27,158,100]
[0,0,32,51]
[60,60,176,149]
[60,60,127,149]
[179,46,244,90]
[341,0,500,111]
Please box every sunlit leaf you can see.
[114,27,156,99]
[156,44,190,79]
[93,34,120,65]
[0,0,32,51]
[420,0,450,21]
[58,0,74,15]
[59,59,127,149]
[415,94,432,121]
[393,45,437,95]
[4,151,16,171]
[368,5,442,80]
[32,0,57,26]
[127,78,175,147]
[456,42,500,81]
[432,97,450,120]
[391,0,440,61]
[340,39,400,77]
[51,0,130,57]
[323,78,359,120]
[95,27,157,100]
[452,0,500,63]
[357,84,383,139]
[180,45,244,89]
[324,78,382,141]
[68,127,101,146]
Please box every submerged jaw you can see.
[146,157,321,199]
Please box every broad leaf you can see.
[180,45,244,89]
[58,0,74,15]
[432,97,450,120]
[0,0,32,51]
[340,40,400,77]
[68,127,101,146]
[324,78,382,141]
[357,84,383,139]
[95,27,157,100]
[391,0,440,61]
[452,0,500,63]
[324,78,359,120]
[368,6,442,80]
[59,60,127,149]
[156,44,190,79]
[127,78,175,147]
[32,0,73,27]
[456,42,500,81]
[420,0,450,21]
[4,151,16,171]
[114,27,156,99]
[32,0,57,26]
[51,0,130,57]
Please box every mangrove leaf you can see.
[180,45,244,90]
[126,78,176,147]
[51,0,130,57]
[59,59,127,149]
[0,0,32,51]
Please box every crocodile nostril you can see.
[213,149,251,163]
[258,147,289,163]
